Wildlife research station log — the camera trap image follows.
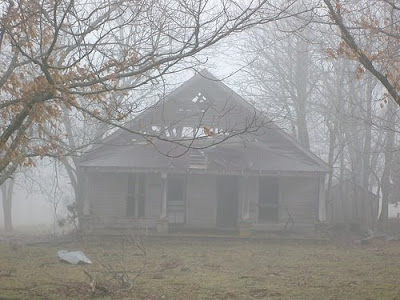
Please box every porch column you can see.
[241,175,250,220]
[160,173,168,219]
[318,175,327,222]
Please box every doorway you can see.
[258,176,279,221]
[167,175,186,224]
[216,175,239,228]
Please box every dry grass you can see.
[1,236,400,299]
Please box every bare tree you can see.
[240,26,315,149]
[0,0,312,186]
[238,11,398,230]
[322,0,400,106]
[321,0,400,229]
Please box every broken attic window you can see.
[164,127,178,137]
[192,92,207,104]
[191,92,209,112]
[182,127,194,138]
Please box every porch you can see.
[79,170,325,235]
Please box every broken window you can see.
[191,92,207,104]
[258,176,279,221]
[167,175,186,224]
[127,173,145,218]
[151,125,161,133]
[182,126,194,138]
[191,92,209,111]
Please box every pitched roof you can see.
[79,69,330,173]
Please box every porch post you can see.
[241,175,250,220]
[160,172,168,219]
[318,174,327,222]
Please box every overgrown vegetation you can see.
[1,237,400,299]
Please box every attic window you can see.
[192,92,207,104]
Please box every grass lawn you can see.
[1,236,400,299]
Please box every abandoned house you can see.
[77,69,331,235]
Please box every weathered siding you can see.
[88,172,128,218]
[83,171,320,233]
[186,174,217,227]
[279,176,319,228]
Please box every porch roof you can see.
[79,135,329,174]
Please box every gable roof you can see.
[79,69,330,174]
[100,69,262,145]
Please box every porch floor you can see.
[168,226,238,236]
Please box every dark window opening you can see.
[216,175,238,228]
[167,175,186,224]
[258,176,279,221]
[127,174,145,218]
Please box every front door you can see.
[216,175,238,228]
[167,175,186,224]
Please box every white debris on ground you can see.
[57,250,92,264]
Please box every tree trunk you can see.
[362,78,374,228]
[1,179,14,232]
[378,101,396,231]
[325,120,337,221]
[294,37,310,149]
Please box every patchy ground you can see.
[1,235,400,299]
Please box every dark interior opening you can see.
[167,175,186,224]
[217,175,239,228]
[259,176,279,221]
[127,173,145,218]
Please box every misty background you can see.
[1,0,399,232]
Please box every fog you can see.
[1,0,400,298]
[0,188,52,227]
